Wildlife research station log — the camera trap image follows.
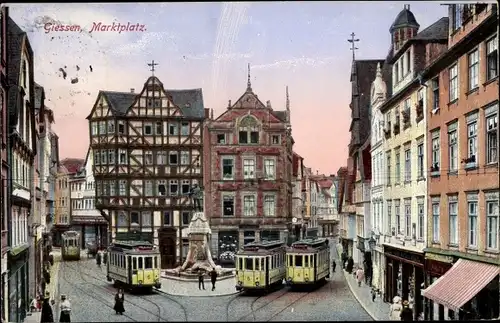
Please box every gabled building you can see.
[86,74,206,268]
[421,4,499,321]
[203,68,293,265]
[313,175,339,237]
[378,6,449,319]
[68,149,107,248]
[6,16,37,323]
[291,152,305,240]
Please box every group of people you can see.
[198,268,218,291]
[96,250,108,267]
[389,296,414,321]
[38,292,72,323]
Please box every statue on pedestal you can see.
[188,184,203,212]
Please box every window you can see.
[395,149,401,183]
[155,122,162,135]
[119,180,127,196]
[163,211,171,226]
[486,109,498,164]
[145,180,154,196]
[387,200,392,234]
[417,201,424,240]
[94,151,100,165]
[432,200,440,242]
[181,122,189,136]
[168,122,178,135]
[448,123,458,172]
[169,180,178,195]
[238,116,259,144]
[117,212,128,227]
[145,151,153,165]
[144,123,153,135]
[486,197,499,250]
[449,64,458,102]
[108,120,115,134]
[21,60,27,87]
[404,147,411,182]
[264,159,275,180]
[243,158,255,179]
[386,153,391,185]
[182,211,191,225]
[449,199,458,245]
[468,49,479,90]
[394,62,399,83]
[466,119,477,166]
[404,199,411,237]
[130,212,139,225]
[108,149,115,164]
[217,134,226,144]
[181,180,190,194]
[243,195,256,216]
[141,211,152,227]
[222,158,234,180]
[432,78,440,111]
[91,122,99,135]
[395,199,401,234]
[405,50,411,73]
[157,151,167,165]
[180,151,189,165]
[101,150,108,164]
[118,121,125,134]
[222,195,234,216]
[452,4,462,31]
[467,196,478,247]
[431,131,440,171]
[264,195,276,216]
[157,180,166,196]
[271,135,280,145]
[487,36,498,81]
[110,181,116,196]
[169,152,178,165]
[119,149,127,164]
[417,143,424,178]
[154,98,161,108]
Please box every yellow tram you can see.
[235,240,286,291]
[61,231,81,261]
[286,238,330,285]
[106,240,161,291]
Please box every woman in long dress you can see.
[113,289,125,315]
[59,295,71,322]
[41,292,54,323]
[389,296,403,321]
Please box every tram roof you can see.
[239,240,285,254]
[290,238,328,249]
[110,240,156,250]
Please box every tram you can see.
[106,240,162,291]
[235,240,286,291]
[61,231,81,261]
[286,238,330,286]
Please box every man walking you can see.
[198,270,205,290]
[210,268,218,291]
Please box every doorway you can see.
[158,228,176,268]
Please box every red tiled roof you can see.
[317,179,333,189]
[292,152,303,177]
[60,158,84,174]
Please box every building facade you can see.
[68,149,107,248]
[7,16,36,323]
[53,165,71,246]
[377,7,450,319]
[87,76,206,269]
[1,6,9,323]
[422,4,499,321]
[291,152,305,241]
[314,175,339,238]
[203,71,293,265]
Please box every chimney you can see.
[227,100,232,108]
[266,100,272,108]
[130,88,135,93]
[204,108,210,119]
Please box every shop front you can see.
[71,216,108,249]
[422,257,499,320]
[8,247,29,323]
[383,244,425,321]
[423,252,453,321]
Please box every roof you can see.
[336,167,348,213]
[60,158,85,174]
[317,179,333,189]
[273,110,287,122]
[292,152,303,177]
[390,6,419,31]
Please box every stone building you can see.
[6,16,37,323]
[312,175,339,238]
[291,152,305,240]
[421,4,499,321]
[203,67,293,265]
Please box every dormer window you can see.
[238,115,259,144]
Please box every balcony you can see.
[1,230,8,255]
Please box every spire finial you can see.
[148,60,158,76]
[347,32,360,61]
[247,63,252,92]
[286,86,290,111]
[376,62,382,78]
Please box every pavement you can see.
[335,243,390,321]
[157,275,239,297]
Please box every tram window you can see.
[238,258,243,270]
[132,257,137,270]
[138,257,143,269]
[305,255,309,267]
[145,257,153,269]
[314,254,317,267]
[154,256,158,269]
[295,255,302,267]
[245,258,253,271]
[259,258,263,271]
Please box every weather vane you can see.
[148,60,159,76]
[348,32,360,61]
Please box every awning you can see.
[422,259,499,312]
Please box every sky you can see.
[8,2,448,175]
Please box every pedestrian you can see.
[59,294,71,322]
[341,251,347,269]
[114,289,125,315]
[332,260,336,273]
[346,256,354,274]
[41,292,54,323]
[355,267,364,287]
[198,270,205,290]
[400,300,413,321]
[96,252,101,267]
[371,288,376,302]
[210,268,218,291]
[103,251,108,265]
[389,296,402,321]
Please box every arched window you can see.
[238,115,259,144]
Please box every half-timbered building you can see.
[87,70,206,268]
[203,68,294,265]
